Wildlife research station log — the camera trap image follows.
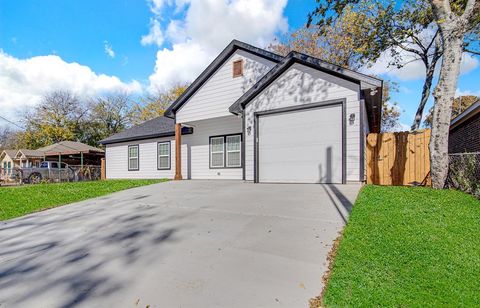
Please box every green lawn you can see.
[0,179,165,221]
[322,185,480,307]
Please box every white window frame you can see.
[157,141,171,170]
[209,134,242,169]
[128,145,139,171]
[226,135,242,167]
[210,136,225,168]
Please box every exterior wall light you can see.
[349,113,356,125]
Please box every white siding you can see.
[183,115,242,180]
[176,50,276,123]
[1,155,15,168]
[105,136,188,179]
[244,63,362,182]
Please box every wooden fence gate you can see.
[366,129,431,186]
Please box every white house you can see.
[100,40,382,184]
[1,150,18,179]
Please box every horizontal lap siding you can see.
[183,116,242,179]
[105,137,188,179]
[244,63,361,182]
[176,50,276,123]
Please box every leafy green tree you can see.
[308,0,479,188]
[270,6,374,70]
[424,95,479,127]
[308,0,441,130]
[130,84,188,125]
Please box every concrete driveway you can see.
[0,180,360,308]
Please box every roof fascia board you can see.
[450,100,480,129]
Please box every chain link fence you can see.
[446,152,480,199]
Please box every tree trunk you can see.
[411,61,437,131]
[430,33,464,188]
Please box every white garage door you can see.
[258,104,343,183]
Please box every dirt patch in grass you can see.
[309,231,344,308]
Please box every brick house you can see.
[449,100,480,153]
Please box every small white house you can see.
[101,40,382,184]
[0,150,18,178]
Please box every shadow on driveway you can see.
[0,189,188,308]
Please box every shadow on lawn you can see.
[0,193,190,307]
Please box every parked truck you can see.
[20,161,75,184]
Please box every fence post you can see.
[101,158,106,180]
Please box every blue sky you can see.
[0,0,479,130]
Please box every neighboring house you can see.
[0,150,18,178]
[449,100,480,153]
[101,40,383,184]
[15,149,45,168]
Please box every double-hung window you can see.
[157,141,171,170]
[226,135,241,167]
[209,134,242,168]
[210,137,225,168]
[128,145,139,171]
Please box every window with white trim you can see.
[209,134,242,168]
[157,142,171,170]
[226,135,241,167]
[210,137,225,168]
[128,145,139,171]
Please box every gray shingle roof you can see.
[17,149,45,158]
[99,116,177,145]
[1,150,17,159]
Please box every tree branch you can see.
[463,47,480,55]
[425,29,440,51]
[429,0,448,19]
[462,0,476,19]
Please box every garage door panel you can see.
[258,105,343,183]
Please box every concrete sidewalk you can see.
[0,180,360,308]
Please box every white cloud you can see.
[103,41,115,58]
[149,41,209,90]
[144,0,288,91]
[166,20,187,44]
[0,51,141,121]
[141,18,164,47]
[455,88,480,97]
[148,0,167,14]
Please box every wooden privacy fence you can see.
[366,129,431,186]
[100,158,106,180]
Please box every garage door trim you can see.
[253,99,346,184]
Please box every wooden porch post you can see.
[174,123,183,180]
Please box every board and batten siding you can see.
[105,137,188,179]
[176,50,276,124]
[182,115,242,180]
[244,63,362,182]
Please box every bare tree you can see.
[0,126,12,150]
[18,90,88,148]
[86,92,132,145]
